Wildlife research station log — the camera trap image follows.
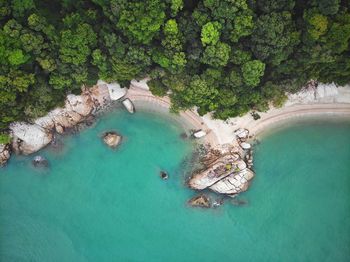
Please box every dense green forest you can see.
[0,0,350,133]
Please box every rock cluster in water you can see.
[0,84,119,167]
[188,128,255,206]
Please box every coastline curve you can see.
[125,85,219,147]
[242,104,350,137]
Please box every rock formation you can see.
[8,84,118,157]
[0,144,11,166]
[103,132,122,148]
[188,195,211,208]
[188,128,255,199]
[10,122,53,155]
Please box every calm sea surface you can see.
[0,111,349,261]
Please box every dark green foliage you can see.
[0,0,349,130]
[251,12,300,66]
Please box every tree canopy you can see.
[0,0,349,129]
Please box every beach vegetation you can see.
[0,133,10,144]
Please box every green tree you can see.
[118,0,166,44]
[201,21,221,46]
[251,12,300,65]
[242,60,266,87]
[201,42,230,67]
[59,23,97,66]
[317,0,340,16]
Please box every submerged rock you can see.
[231,198,248,206]
[188,195,211,208]
[103,132,122,148]
[32,155,49,168]
[180,132,188,139]
[160,171,168,180]
[0,144,11,167]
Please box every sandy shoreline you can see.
[125,85,219,146]
[127,81,350,147]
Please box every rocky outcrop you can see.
[9,83,120,156]
[0,144,11,166]
[188,129,255,201]
[188,195,211,208]
[10,122,53,155]
[209,169,254,195]
[103,132,122,148]
[188,155,246,190]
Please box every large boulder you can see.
[10,122,53,155]
[48,108,83,132]
[234,128,249,139]
[188,155,246,190]
[209,169,254,195]
[65,94,94,116]
[0,144,11,166]
[102,132,122,148]
[87,84,112,113]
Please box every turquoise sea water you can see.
[0,110,350,262]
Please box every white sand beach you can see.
[127,80,350,147]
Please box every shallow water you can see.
[1,111,350,261]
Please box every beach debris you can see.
[122,98,135,114]
[102,131,122,148]
[160,171,169,180]
[240,142,251,150]
[193,130,207,138]
[188,194,211,208]
[32,155,49,168]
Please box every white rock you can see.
[234,128,249,139]
[242,169,255,181]
[237,160,247,170]
[65,94,93,116]
[122,98,135,113]
[130,78,150,90]
[107,83,127,101]
[10,122,53,155]
[193,130,207,138]
[240,142,251,150]
[34,115,55,130]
